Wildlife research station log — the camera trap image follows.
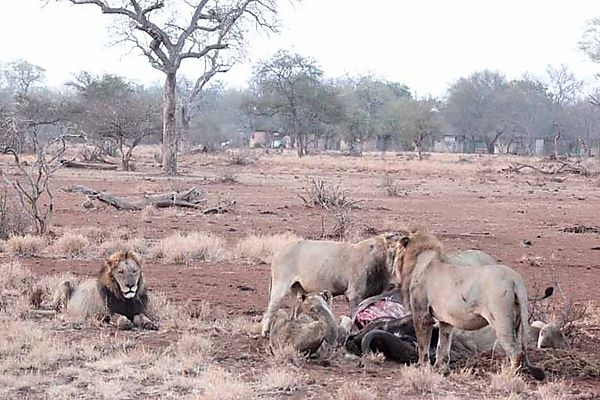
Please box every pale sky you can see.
[1,0,600,96]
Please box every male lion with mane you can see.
[262,232,403,337]
[395,230,545,380]
[55,250,157,330]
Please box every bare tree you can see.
[1,60,46,97]
[580,18,600,63]
[546,65,584,158]
[178,53,233,150]
[546,64,583,107]
[68,73,162,170]
[60,0,278,175]
[1,130,83,234]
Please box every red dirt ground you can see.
[3,150,600,398]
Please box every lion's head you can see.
[100,251,144,300]
[295,290,333,316]
[393,229,443,304]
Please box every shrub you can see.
[53,231,90,259]
[151,231,227,264]
[235,232,300,263]
[6,234,46,257]
[299,177,356,209]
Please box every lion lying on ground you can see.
[395,231,546,380]
[269,290,349,355]
[54,251,157,330]
[262,232,403,337]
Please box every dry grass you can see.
[0,265,597,399]
[52,231,90,259]
[362,351,386,366]
[140,204,160,222]
[6,234,46,257]
[269,343,305,366]
[490,365,526,395]
[333,382,378,400]
[76,226,110,245]
[235,232,300,263]
[259,365,301,393]
[98,237,149,258]
[0,190,31,239]
[536,381,572,400]
[379,173,404,196]
[150,231,227,264]
[395,365,445,395]
[0,261,36,316]
[198,366,253,400]
[175,333,214,363]
[225,149,258,165]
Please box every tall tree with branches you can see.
[58,0,278,175]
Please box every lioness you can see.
[395,231,545,380]
[262,232,402,336]
[269,290,342,355]
[55,250,157,330]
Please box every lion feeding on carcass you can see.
[394,230,545,380]
[261,232,403,337]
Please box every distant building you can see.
[248,131,289,149]
[434,134,467,153]
[249,131,269,148]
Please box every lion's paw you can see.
[115,315,134,330]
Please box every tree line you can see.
[2,1,598,176]
[2,52,600,170]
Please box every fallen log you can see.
[502,161,589,176]
[63,185,207,211]
[60,160,118,170]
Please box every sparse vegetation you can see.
[330,205,355,240]
[299,177,357,209]
[52,231,90,259]
[235,232,300,263]
[225,149,258,165]
[334,382,378,400]
[490,365,526,395]
[6,234,45,257]
[395,365,445,395]
[380,173,404,197]
[0,184,30,239]
[150,231,227,264]
[0,150,597,399]
[219,171,239,184]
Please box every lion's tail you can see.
[516,281,545,381]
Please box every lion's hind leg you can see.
[434,322,453,373]
[53,280,74,312]
[293,320,326,355]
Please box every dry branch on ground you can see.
[63,186,206,211]
[503,160,593,176]
[60,160,118,170]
